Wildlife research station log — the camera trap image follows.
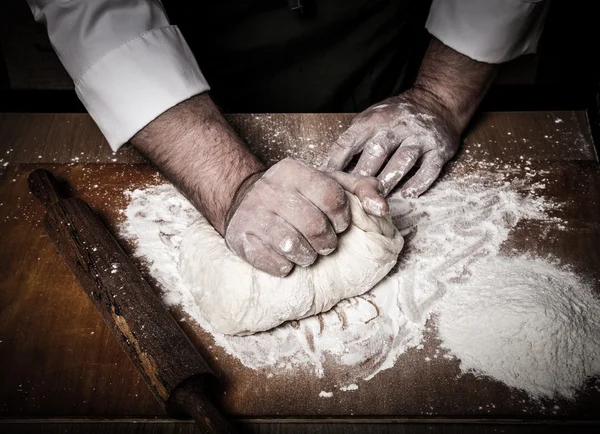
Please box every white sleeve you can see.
[426,0,550,64]
[26,0,210,151]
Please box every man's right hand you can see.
[225,158,387,277]
[131,94,386,277]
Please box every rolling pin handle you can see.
[170,382,238,434]
[28,169,63,207]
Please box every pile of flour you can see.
[119,165,600,400]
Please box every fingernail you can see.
[332,219,350,233]
[319,247,335,256]
[280,263,293,276]
[376,182,386,195]
[362,197,388,216]
[401,188,417,199]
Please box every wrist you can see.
[224,170,265,235]
[411,37,498,133]
[183,147,264,235]
[131,93,265,235]
[405,85,465,134]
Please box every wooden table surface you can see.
[0,111,599,434]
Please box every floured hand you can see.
[225,158,388,277]
[325,88,460,198]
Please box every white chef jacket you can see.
[26,0,549,152]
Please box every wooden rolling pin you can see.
[28,169,236,434]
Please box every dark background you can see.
[0,0,597,144]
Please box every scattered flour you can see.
[340,384,359,391]
[318,391,334,398]
[436,256,600,399]
[119,166,600,400]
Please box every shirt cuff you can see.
[426,0,549,64]
[75,25,210,151]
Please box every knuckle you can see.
[276,157,304,174]
[384,130,397,142]
[357,176,379,192]
[368,102,391,111]
[365,141,388,158]
[365,131,395,157]
[336,131,358,150]
[322,184,348,212]
[363,113,383,125]
[316,232,338,253]
[304,217,332,239]
[396,148,420,165]
[429,158,445,170]
[423,151,446,169]
[281,159,297,171]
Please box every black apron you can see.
[166,0,432,112]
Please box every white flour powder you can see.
[436,256,600,399]
[119,165,600,400]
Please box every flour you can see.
[436,256,600,399]
[119,164,600,400]
[340,384,359,391]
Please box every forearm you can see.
[413,37,499,132]
[131,94,264,234]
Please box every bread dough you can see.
[178,193,404,335]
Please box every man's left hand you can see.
[324,37,499,198]
[325,88,460,198]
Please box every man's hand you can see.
[131,94,387,277]
[325,89,459,197]
[131,93,264,236]
[325,37,498,198]
[226,158,387,277]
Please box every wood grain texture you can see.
[1,161,599,421]
[26,169,234,433]
[0,113,599,433]
[0,420,599,434]
[0,113,145,164]
[0,164,164,419]
[0,112,596,166]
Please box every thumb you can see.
[324,171,389,217]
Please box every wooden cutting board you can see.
[0,159,599,421]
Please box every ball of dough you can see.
[178,193,404,335]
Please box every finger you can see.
[324,123,372,171]
[400,152,445,198]
[297,174,351,233]
[261,214,318,267]
[233,232,294,277]
[351,130,399,177]
[275,194,338,255]
[376,139,422,196]
[324,171,389,217]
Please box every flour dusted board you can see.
[0,107,598,422]
[1,112,596,165]
[0,161,599,419]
